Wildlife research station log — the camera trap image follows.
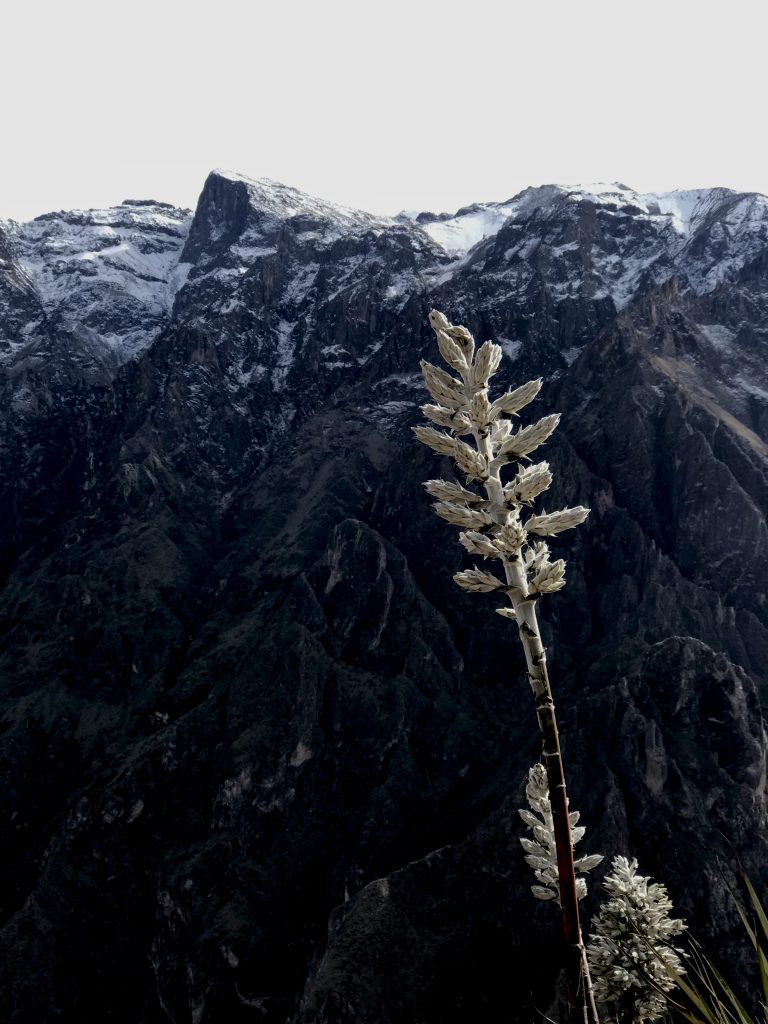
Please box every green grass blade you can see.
[745,877,768,947]
[735,899,760,953]
[658,952,728,1024]
[703,955,756,1024]
[730,881,768,1018]
[731,899,768,1013]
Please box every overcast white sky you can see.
[2,0,766,222]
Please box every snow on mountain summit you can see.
[408,182,768,258]
[2,172,768,378]
[209,169,394,232]
[5,199,192,365]
[403,198,524,254]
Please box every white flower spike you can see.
[519,765,603,905]
[414,310,599,1023]
[412,310,589,609]
[587,856,686,1023]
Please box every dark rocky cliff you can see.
[0,174,767,1021]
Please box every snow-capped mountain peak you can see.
[1,198,192,366]
[407,182,768,260]
[210,169,393,231]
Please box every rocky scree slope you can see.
[0,172,768,1022]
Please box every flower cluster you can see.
[519,764,603,904]
[587,856,686,1023]
[414,310,588,608]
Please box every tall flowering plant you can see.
[414,309,596,1022]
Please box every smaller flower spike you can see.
[433,502,493,530]
[423,479,487,507]
[453,568,506,593]
[529,558,567,595]
[587,857,686,1023]
[421,403,473,435]
[496,415,561,462]
[489,379,543,419]
[504,462,553,505]
[412,425,456,458]
[525,506,590,537]
[519,764,603,905]
[420,360,465,409]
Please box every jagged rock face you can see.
[1,172,768,1022]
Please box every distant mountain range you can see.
[1,171,767,1023]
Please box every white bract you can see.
[587,856,686,1023]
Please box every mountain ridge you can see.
[0,168,767,1022]
[4,171,768,371]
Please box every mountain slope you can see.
[0,172,767,1023]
